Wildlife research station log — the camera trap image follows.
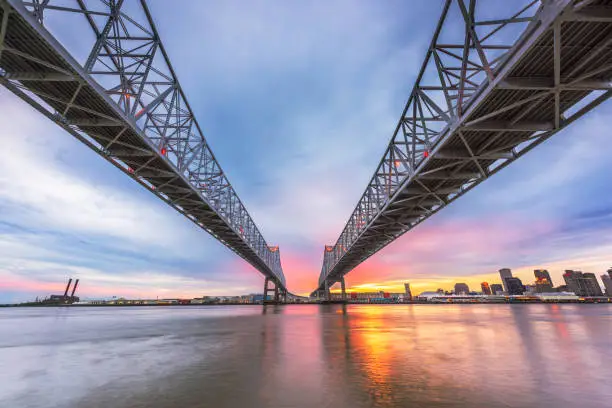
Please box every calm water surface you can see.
[1,304,610,407]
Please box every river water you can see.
[0,304,610,407]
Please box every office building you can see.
[534,269,554,287]
[454,283,470,295]
[505,277,525,295]
[490,284,503,295]
[404,283,412,301]
[481,282,492,295]
[583,273,603,296]
[563,270,584,295]
[535,277,554,293]
[563,270,603,297]
[601,274,612,297]
[499,268,513,292]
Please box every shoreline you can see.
[2,300,611,307]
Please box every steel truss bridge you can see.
[314,0,612,297]
[0,0,286,296]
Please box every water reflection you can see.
[0,305,610,408]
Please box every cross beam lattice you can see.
[314,0,612,294]
[0,0,285,287]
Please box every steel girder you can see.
[0,0,285,287]
[314,0,612,295]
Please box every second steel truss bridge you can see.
[314,0,612,297]
[0,0,286,295]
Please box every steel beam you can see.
[0,0,286,290]
[314,0,612,293]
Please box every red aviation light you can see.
[161,147,167,156]
[423,150,429,158]
[269,246,279,252]
[394,160,401,168]
[325,245,334,252]
[127,167,134,174]
[239,226,244,235]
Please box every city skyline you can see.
[2,0,612,302]
[9,264,612,302]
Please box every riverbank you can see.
[3,299,612,307]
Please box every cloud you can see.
[0,91,245,302]
[2,1,612,302]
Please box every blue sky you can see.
[1,0,612,302]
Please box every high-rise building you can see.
[505,277,525,295]
[454,283,470,295]
[583,273,603,297]
[563,270,584,295]
[499,268,513,292]
[601,274,612,297]
[534,269,554,287]
[534,270,554,293]
[404,283,412,300]
[563,270,603,296]
[481,282,492,295]
[490,284,503,295]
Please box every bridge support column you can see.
[324,280,331,301]
[264,277,285,304]
[263,277,275,303]
[340,277,346,301]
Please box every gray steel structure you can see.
[314,0,612,295]
[0,0,285,289]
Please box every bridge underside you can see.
[0,0,285,290]
[315,0,612,294]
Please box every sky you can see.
[1,0,612,303]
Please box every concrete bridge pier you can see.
[319,278,347,304]
[324,279,331,301]
[264,277,286,304]
[264,277,277,304]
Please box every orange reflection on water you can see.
[348,306,397,405]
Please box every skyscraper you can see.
[490,284,503,295]
[505,277,525,295]
[404,283,412,301]
[481,282,492,295]
[563,270,584,295]
[534,269,554,286]
[499,268,513,292]
[601,274,612,297]
[583,273,603,297]
[454,283,469,295]
[534,269,554,293]
[563,270,603,296]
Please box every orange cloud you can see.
[318,214,611,295]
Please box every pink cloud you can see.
[320,214,561,291]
